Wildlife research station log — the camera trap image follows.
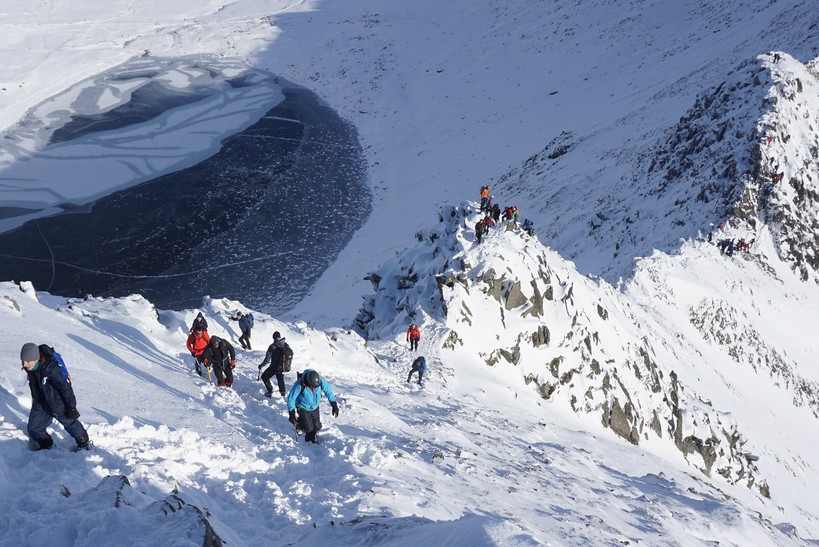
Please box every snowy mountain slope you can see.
[625,229,819,532]
[1,281,815,545]
[2,1,819,545]
[0,0,286,133]
[356,203,767,491]
[1,1,816,324]
[263,0,819,324]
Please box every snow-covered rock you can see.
[357,203,764,491]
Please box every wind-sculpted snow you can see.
[356,203,766,494]
[0,57,282,226]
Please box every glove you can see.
[65,408,81,419]
[288,410,297,426]
[230,360,236,368]
[331,401,339,418]
[258,363,264,370]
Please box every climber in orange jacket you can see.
[406,323,421,352]
[186,326,211,377]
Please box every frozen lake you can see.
[0,57,370,312]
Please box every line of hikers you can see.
[188,314,343,444]
[476,184,535,243]
[716,237,753,256]
[183,312,430,443]
[22,311,430,449]
[706,222,755,258]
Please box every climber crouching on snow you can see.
[20,343,91,451]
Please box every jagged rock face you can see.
[756,56,819,280]
[647,53,819,281]
[645,58,769,210]
[356,203,764,492]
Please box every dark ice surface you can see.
[0,78,370,313]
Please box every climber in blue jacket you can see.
[286,369,339,444]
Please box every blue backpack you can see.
[246,313,255,328]
[39,345,71,381]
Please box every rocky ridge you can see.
[356,203,767,495]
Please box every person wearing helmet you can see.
[286,369,339,444]
[229,311,254,350]
[200,335,236,387]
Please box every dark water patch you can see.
[0,207,37,220]
[0,80,370,313]
[226,76,256,89]
[109,70,161,82]
[50,82,206,144]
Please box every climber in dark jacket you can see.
[492,203,501,223]
[20,343,90,451]
[190,312,208,333]
[475,218,488,244]
[258,331,291,398]
[200,336,236,387]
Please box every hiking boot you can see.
[218,381,227,387]
[264,391,272,398]
[225,381,233,387]
[75,432,91,450]
[35,436,54,451]
[75,440,93,451]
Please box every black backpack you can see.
[276,343,293,373]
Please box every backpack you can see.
[246,313,255,328]
[276,343,293,373]
[39,345,70,381]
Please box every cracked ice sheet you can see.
[0,57,284,233]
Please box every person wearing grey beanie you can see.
[20,342,39,362]
[20,343,91,451]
